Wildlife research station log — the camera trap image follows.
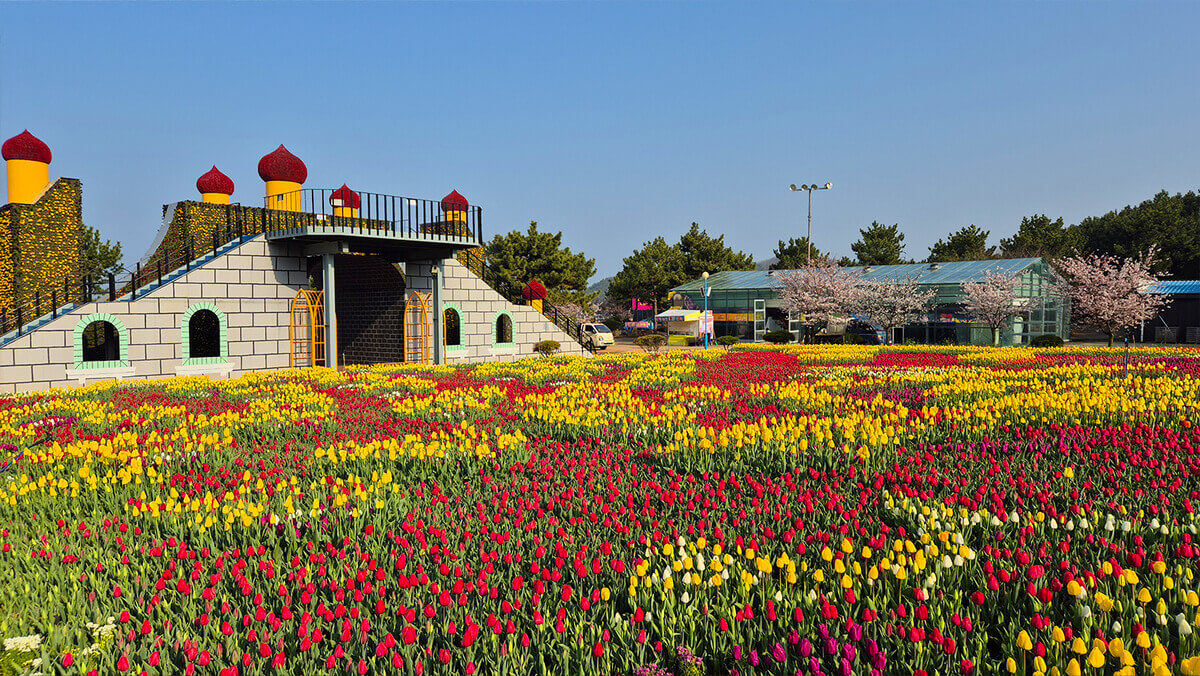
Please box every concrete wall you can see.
[435,257,589,362]
[0,236,307,394]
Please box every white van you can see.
[581,323,614,350]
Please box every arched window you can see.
[182,303,228,366]
[495,313,513,345]
[74,313,129,369]
[82,321,120,363]
[188,310,221,358]
[444,308,461,347]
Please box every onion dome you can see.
[2,130,52,163]
[441,189,469,212]
[522,280,548,301]
[257,145,308,183]
[330,184,361,209]
[196,166,235,196]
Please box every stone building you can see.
[0,133,588,393]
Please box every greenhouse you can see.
[670,257,1069,345]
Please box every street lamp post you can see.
[789,182,833,265]
[702,271,710,349]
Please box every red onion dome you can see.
[196,166,235,195]
[257,144,308,183]
[329,184,361,209]
[522,280,548,301]
[2,130,52,163]
[441,189,469,212]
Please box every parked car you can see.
[581,323,614,350]
[846,319,887,345]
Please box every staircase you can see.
[0,236,252,349]
[474,261,592,352]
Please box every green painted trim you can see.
[73,313,131,369]
[492,310,515,347]
[181,302,229,366]
[442,302,465,349]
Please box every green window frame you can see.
[74,313,131,370]
[493,311,515,347]
[182,303,229,366]
[443,303,465,350]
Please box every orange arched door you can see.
[290,289,326,367]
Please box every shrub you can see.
[716,335,740,349]
[763,330,794,344]
[842,332,863,345]
[635,334,667,353]
[1029,334,1065,348]
[534,340,560,357]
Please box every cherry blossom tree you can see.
[962,270,1031,346]
[1053,247,1171,346]
[774,259,862,340]
[857,275,936,344]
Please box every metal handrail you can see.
[263,189,483,246]
[0,190,485,339]
[477,261,590,350]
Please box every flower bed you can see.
[0,348,1199,675]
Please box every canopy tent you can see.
[654,309,713,345]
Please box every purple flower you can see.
[824,638,839,656]
[750,650,760,667]
[800,638,813,657]
[810,656,822,674]
[864,638,879,661]
[733,646,742,661]
[818,623,831,640]
[772,643,787,664]
[842,643,857,663]
[848,621,863,642]
[840,657,853,676]
[789,630,800,645]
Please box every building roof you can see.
[671,258,1046,293]
[1147,280,1200,294]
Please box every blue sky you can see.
[2,2,1198,279]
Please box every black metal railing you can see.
[0,190,486,340]
[263,190,483,246]
[477,261,590,350]
[0,221,255,339]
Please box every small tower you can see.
[330,184,360,218]
[196,166,235,204]
[441,189,469,224]
[258,145,307,212]
[2,130,52,204]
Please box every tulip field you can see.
[5,345,1200,676]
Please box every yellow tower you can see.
[3,130,52,204]
[196,166,234,204]
[258,145,307,212]
[330,184,360,218]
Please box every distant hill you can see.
[589,261,775,300]
[587,276,612,299]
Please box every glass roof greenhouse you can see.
[670,258,1068,346]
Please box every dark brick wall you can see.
[333,254,406,365]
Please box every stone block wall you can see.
[0,236,307,394]
[438,257,589,362]
[333,254,406,365]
